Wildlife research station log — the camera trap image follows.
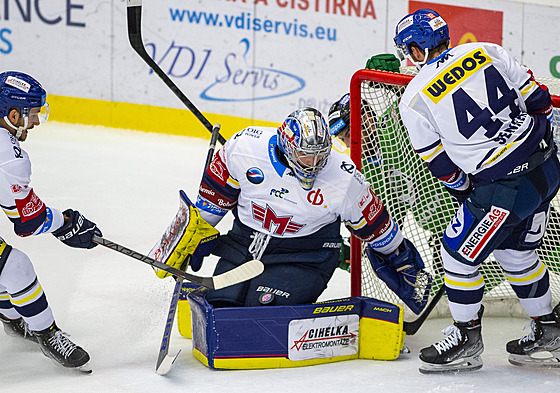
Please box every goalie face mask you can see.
[277,107,332,190]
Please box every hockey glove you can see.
[52,209,102,249]
[155,192,220,278]
[365,238,432,314]
[365,54,401,73]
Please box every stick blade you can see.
[212,259,264,290]
[156,350,181,375]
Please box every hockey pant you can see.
[442,152,560,322]
[0,238,54,331]
[206,219,342,307]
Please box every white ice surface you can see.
[1,122,559,392]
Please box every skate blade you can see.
[76,362,92,374]
[509,352,560,368]
[48,358,92,373]
[419,356,483,374]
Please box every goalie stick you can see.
[403,284,445,335]
[155,124,224,375]
[126,0,226,145]
[92,235,263,290]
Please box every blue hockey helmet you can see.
[0,71,49,137]
[394,9,449,68]
[277,108,331,190]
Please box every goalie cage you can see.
[349,68,560,320]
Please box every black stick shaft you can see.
[127,2,226,145]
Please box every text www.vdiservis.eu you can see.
[169,8,337,42]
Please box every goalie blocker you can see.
[177,283,405,369]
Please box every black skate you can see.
[419,306,484,374]
[0,314,38,343]
[33,323,91,373]
[507,303,560,368]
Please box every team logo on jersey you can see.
[340,161,355,173]
[423,48,492,104]
[208,151,229,187]
[15,189,45,222]
[10,184,22,193]
[252,202,305,235]
[307,189,325,207]
[246,167,264,184]
[359,189,383,224]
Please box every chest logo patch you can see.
[246,167,264,184]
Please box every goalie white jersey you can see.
[196,126,402,254]
[399,42,552,186]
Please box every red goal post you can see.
[349,68,560,318]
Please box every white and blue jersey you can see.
[0,128,64,237]
[196,126,402,254]
[399,42,552,186]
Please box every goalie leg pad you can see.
[151,191,219,279]
[187,290,404,369]
[366,238,432,314]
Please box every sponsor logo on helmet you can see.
[5,76,30,93]
[396,15,414,34]
[429,17,446,30]
[329,118,346,135]
[423,48,492,104]
[246,167,264,184]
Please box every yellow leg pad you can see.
[186,290,404,369]
[358,308,405,360]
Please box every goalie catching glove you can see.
[365,238,432,314]
[151,191,219,279]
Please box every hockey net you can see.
[349,68,560,319]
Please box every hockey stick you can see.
[92,235,263,290]
[155,122,225,374]
[126,0,226,145]
[156,276,183,375]
[403,284,445,335]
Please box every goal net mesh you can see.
[349,68,560,319]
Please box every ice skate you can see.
[33,323,91,373]
[419,306,484,374]
[507,303,560,368]
[0,314,37,343]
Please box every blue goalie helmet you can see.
[394,9,449,68]
[0,71,48,135]
[277,107,331,190]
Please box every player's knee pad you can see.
[443,202,510,266]
[0,248,37,293]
